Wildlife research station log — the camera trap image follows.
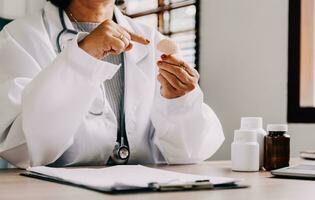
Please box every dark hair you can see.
[48,0,125,9]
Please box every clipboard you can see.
[20,165,249,194]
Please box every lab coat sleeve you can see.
[150,32,225,164]
[0,28,119,167]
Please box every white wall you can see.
[25,0,46,14]
[0,0,45,19]
[200,0,315,160]
[0,0,27,18]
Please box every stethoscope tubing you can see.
[54,7,130,163]
[56,7,78,53]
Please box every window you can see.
[119,0,200,70]
[288,0,315,123]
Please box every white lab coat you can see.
[0,2,224,169]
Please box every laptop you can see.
[271,164,315,179]
[300,150,315,160]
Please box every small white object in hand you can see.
[156,38,178,55]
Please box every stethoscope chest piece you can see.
[109,142,130,165]
[118,145,129,160]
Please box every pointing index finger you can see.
[122,27,150,45]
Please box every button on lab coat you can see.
[0,2,224,168]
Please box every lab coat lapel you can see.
[45,3,152,134]
[43,2,77,54]
[114,7,149,63]
[114,8,151,134]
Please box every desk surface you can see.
[1,159,315,200]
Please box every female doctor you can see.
[0,0,224,168]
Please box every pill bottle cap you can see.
[267,124,288,132]
[240,117,263,130]
[234,129,257,142]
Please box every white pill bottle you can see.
[231,130,259,172]
[240,117,267,168]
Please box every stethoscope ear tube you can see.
[56,7,78,53]
[56,29,67,53]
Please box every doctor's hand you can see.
[157,54,199,99]
[78,19,150,59]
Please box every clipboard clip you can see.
[148,180,214,191]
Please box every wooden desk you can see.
[1,159,315,200]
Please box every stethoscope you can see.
[56,7,78,53]
[55,8,130,164]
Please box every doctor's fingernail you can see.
[157,61,163,65]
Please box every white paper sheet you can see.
[27,165,237,191]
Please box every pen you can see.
[148,180,214,191]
